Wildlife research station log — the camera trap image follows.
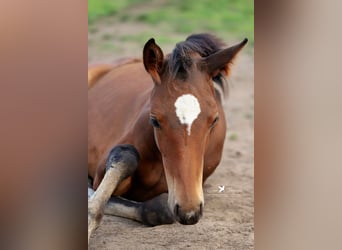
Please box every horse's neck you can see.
[124,106,166,196]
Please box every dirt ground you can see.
[88,30,254,249]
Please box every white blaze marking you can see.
[174,94,201,135]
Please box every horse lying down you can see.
[88,33,247,241]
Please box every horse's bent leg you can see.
[104,196,141,222]
[88,145,139,242]
[104,193,175,226]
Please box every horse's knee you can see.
[139,193,175,226]
[106,144,140,178]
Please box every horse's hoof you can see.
[139,193,175,226]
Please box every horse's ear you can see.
[204,38,248,77]
[143,38,164,84]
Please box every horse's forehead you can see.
[174,94,201,136]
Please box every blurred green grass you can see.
[88,0,140,23]
[88,0,254,44]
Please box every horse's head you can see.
[143,34,247,225]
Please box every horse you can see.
[88,33,247,240]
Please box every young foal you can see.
[88,34,247,240]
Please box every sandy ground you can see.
[88,31,254,249]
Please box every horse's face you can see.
[150,68,218,225]
[143,36,247,225]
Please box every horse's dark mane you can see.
[167,33,228,94]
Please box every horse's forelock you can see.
[168,34,226,80]
[167,34,228,96]
[185,33,226,57]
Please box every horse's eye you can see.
[150,117,161,129]
[211,116,219,127]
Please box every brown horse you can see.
[88,34,247,240]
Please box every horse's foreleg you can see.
[88,145,139,242]
[104,193,175,226]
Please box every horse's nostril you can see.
[199,202,203,216]
[174,203,180,216]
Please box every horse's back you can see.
[88,58,141,89]
[88,60,153,178]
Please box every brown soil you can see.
[88,23,254,249]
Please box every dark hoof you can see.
[139,193,175,226]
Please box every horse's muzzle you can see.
[174,202,203,225]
